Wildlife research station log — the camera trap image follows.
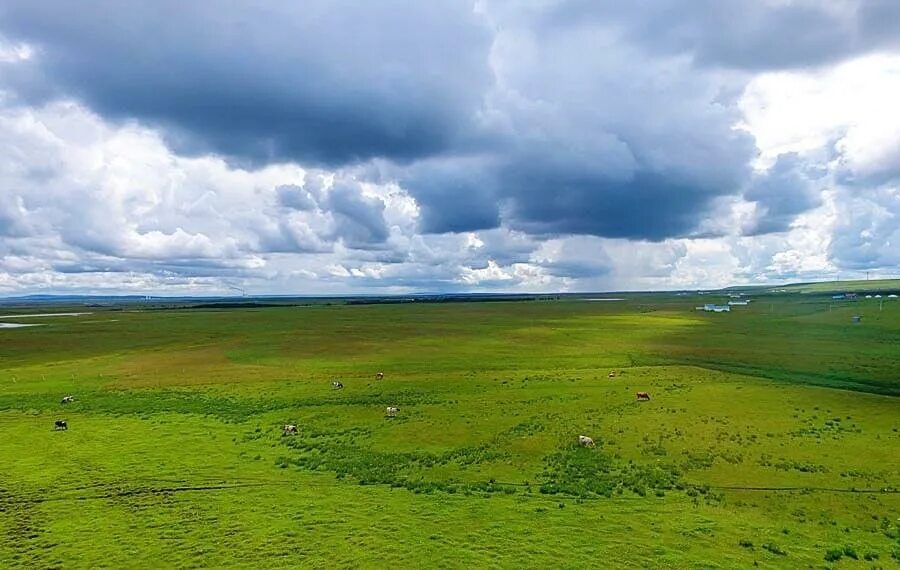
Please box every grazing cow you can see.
[607,371,616,379]
[636,392,651,401]
[578,435,595,448]
[375,372,385,380]
[282,424,298,436]
[60,395,75,404]
[332,381,344,390]
[54,420,68,431]
[385,406,399,418]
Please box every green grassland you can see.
[758,278,900,294]
[1,295,898,568]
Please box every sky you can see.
[1,0,899,296]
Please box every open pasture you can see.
[1,295,898,568]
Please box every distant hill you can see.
[753,278,900,295]
[4,278,900,303]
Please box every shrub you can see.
[863,551,879,561]
[738,539,754,549]
[842,545,859,560]
[761,543,786,556]
[824,547,843,562]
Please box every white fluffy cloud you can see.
[738,53,900,279]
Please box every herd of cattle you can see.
[284,372,397,436]
[53,370,652,444]
[54,395,75,430]
[575,373,652,446]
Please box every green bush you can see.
[842,545,858,560]
[738,539,754,549]
[761,542,786,556]
[824,547,843,562]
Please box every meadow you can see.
[0,292,898,568]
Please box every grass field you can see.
[1,294,899,568]
[758,279,900,294]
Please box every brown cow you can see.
[636,392,651,401]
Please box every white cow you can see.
[332,381,344,390]
[375,372,385,380]
[60,395,75,404]
[578,435,595,448]
[386,406,399,418]
[282,424,298,436]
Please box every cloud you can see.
[0,195,29,237]
[0,102,406,289]
[739,54,900,274]
[830,186,900,271]
[399,157,501,234]
[536,0,900,71]
[397,8,758,241]
[742,154,824,236]
[532,236,612,278]
[325,181,390,248]
[0,0,493,166]
[0,1,766,243]
[276,184,318,212]
[1,3,899,294]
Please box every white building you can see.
[697,303,731,312]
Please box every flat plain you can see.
[1,292,898,568]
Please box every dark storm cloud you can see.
[501,168,726,241]
[0,0,493,167]
[325,182,390,248]
[742,154,824,236]
[2,0,889,249]
[399,158,501,234]
[539,0,900,71]
[473,230,536,266]
[538,258,609,279]
[400,4,759,241]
